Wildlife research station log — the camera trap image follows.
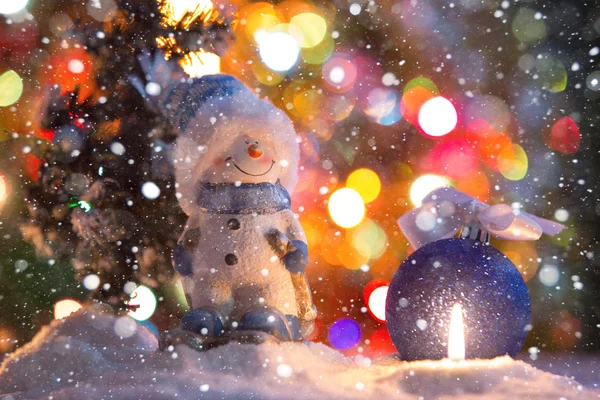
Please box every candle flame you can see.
[448,303,465,361]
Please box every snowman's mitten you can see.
[172,227,201,276]
[283,240,308,274]
[172,244,193,276]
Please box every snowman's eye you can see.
[255,141,259,144]
[245,141,249,144]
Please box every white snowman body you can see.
[167,75,314,335]
[180,208,306,322]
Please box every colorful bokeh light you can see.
[328,188,365,228]
[252,61,285,86]
[418,96,458,137]
[0,70,23,107]
[586,71,600,91]
[299,34,334,64]
[258,30,300,72]
[42,48,95,99]
[401,86,436,126]
[455,171,490,202]
[404,77,439,95]
[550,310,581,350]
[363,88,402,125]
[0,327,15,353]
[499,144,528,181]
[0,0,28,14]
[363,279,388,306]
[53,299,82,320]
[548,117,580,155]
[539,263,560,287]
[328,318,361,350]
[421,139,479,181]
[346,168,381,203]
[367,285,388,322]
[410,174,451,207]
[512,8,547,44]
[242,3,278,41]
[465,95,511,132]
[289,13,327,48]
[337,240,370,270]
[322,55,357,92]
[480,132,514,171]
[324,93,356,122]
[365,328,397,358]
[349,219,387,261]
[537,55,567,93]
[0,174,7,202]
[496,240,539,282]
[127,285,158,321]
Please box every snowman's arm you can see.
[172,213,202,276]
[282,214,308,275]
[283,213,316,332]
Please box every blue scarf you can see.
[196,181,291,215]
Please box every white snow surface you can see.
[0,309,597,400]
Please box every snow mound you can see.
[0,309,596,399]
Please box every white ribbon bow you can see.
[398,187,566,250]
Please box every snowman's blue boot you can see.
[180,306,226,337]
[237,306,302,341]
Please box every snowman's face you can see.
[204,134,281,184]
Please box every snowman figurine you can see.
[163,74,316,342]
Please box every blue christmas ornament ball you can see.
[385,238,531,361]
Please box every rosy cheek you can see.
[260,151,274,164]
[212,157,226,167]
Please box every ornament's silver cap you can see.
[459,221,491,244]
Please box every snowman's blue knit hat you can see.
[164,74,258,132]
[129,55,299,213]
[167,74,301,216]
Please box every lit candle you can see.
[374,304,519,397]
[447,303,465,362]
[376,302,522,397]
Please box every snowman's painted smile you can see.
[226,157,276,176]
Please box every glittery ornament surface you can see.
[385,238,531,361]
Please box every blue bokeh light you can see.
[328,318,361,350]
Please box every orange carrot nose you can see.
[247,144,263,159]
